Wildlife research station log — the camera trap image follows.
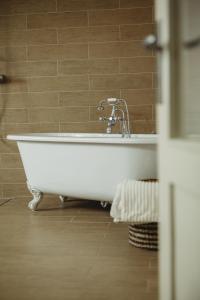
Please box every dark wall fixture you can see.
[0,75,7,84]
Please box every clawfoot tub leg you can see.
[101,201,109,208]
[27,182,43,211]
[59,196,77,207]
[59,195,66,207]
[59,196,74,207]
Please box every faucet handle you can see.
[97,105,104,111]
[99,116,107,121]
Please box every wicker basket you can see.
[129,223,158,250]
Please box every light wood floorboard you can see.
[0,198,158,300]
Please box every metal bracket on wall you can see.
[184,37,200,49]
[0,75,7,84]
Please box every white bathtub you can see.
[7,133,157,210]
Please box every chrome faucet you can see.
[97,98,131,137]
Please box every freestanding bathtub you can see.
[7,133,157,211]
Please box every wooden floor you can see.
[0,197,158,300]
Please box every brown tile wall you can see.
[0,0,155,198]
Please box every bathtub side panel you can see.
[18,141,157,201]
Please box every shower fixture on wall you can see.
[97,98,131,137]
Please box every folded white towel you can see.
[110,179,159,223]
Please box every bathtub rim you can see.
[7,133,157,145]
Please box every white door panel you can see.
[174,187,200,300]
[155,0,200,299]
